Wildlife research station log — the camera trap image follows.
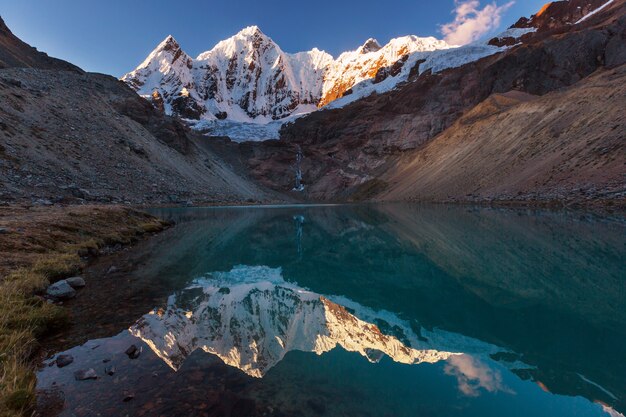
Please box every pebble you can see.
[74,369,97,381]
[55,354,74,368]
[104,365,116,376]
[0,227,8,234]
[106,266,118,274]
[125,344,141,359]
[65,276,86,288]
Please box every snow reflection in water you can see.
[131,265,507,378]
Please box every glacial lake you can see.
[37,204,626,417]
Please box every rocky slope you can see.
[0,17,79,71]
[258,0,626,203]
[378,66,625,204]
[0,18,277,205]
[121,27,451,123]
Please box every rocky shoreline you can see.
[0,204,170,416]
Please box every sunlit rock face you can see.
[130,265,466,377]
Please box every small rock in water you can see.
[65,276,86,288]
[102,358,111,363]
[55,354,74,368]
[104,365,116,376]
[106,266,118,274]
[0,227,8,234]
[74,369,97,381]
[125,344,141,359]
[122,393,135,402]
[46,280,76,299]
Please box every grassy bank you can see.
[0,205,169,417]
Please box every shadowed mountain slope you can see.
[0,16,278,205]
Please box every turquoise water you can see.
[37,204,626,417]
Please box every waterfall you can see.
[293,145,304,192]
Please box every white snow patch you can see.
[493,27,537,40]
[576,0,615,24]
[190,106,312,141]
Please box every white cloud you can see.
[444,355,514,397]
[440,0,514,45]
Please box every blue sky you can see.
[0,0,547,77]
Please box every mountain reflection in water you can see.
[130,265,503,377]
[36,204,626,417]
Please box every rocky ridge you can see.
[0,16,80,71]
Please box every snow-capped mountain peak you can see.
[319,34,451,106]
[196,25,278,61]
[122,34,194,109]
[357,38,382,54]
[121,27,452,124]
[236,24,263,36]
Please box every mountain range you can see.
[121,27,451,124]
[0,0,624,206]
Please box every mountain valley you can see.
[0,0,624,206]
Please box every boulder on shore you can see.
[46,280,76,299]
[65,276,86,288]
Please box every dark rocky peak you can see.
[159,35,181,52]
[358,38,382,54]
[513,0,614,31]
[149,34,192,69]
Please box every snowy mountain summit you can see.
[121,26,451,124]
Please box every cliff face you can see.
[260,0,626,203]
[511,0,612,31]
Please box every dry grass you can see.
[0,205,168,416]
